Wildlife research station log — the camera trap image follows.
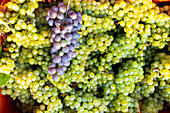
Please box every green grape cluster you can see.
[150,53,170,101]
[35,3,49,30]
[99,0,122,5]
[110,95,140,113]
[81,14,115,36]
[141,97,164,113]
[115,60,144,96]
[1,42,51,76]
[81,1,112,18]
[1,67,64,113]
[0,57,15,75]
[64,91,109,112]
[130,52,170,112]
[0,0,51,48]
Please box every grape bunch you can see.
[64,91,109,112]
[0,57,15,75]
[46,2,82,79]
[1,0,52,49]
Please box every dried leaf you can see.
[0,0,7,14]
[0,5,6,14]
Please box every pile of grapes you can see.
[0,0,170,113]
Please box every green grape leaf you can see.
[0,73,10,87]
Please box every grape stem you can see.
[65,0,70,17]
[14,0,21,7]
[1,21,11,30]
[0,0,5,6]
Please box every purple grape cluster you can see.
[46,2,82,80]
